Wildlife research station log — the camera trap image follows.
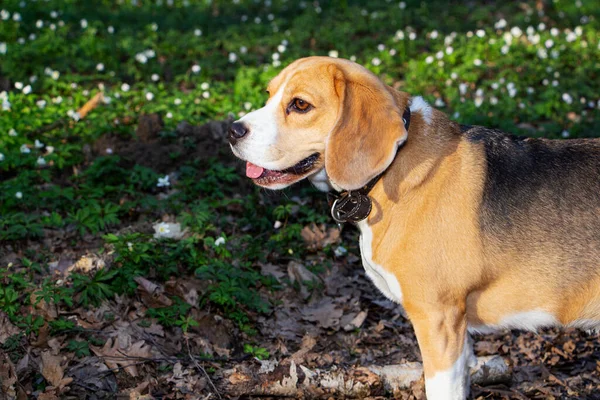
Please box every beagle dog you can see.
[228,56,600,400]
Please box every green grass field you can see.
[1,0,599,398]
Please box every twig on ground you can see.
[186,337,222,400]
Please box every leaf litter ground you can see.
[1,118,598,400]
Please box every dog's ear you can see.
[326,66,408,191]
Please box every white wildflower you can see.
[425,55,434,64]
[490,96,498,105]
[434,97,445,107]
[9,129,17,136]
[214,236,226,246]
[0,42,6,55]
[194,28,202,36]
[566,31,577,42]
[561,130,570,138]
[174,98,182,105]
[430,30,439,39]
[151,73,159,82]
[550,27,559,37]
[545,39,554,48]
[46,146,54,154]
[157,175,170,187]
[34,139,44,148]
[202,91,210,99]
[229,52,237,63]
[200,82,210,90]
[15,192,23,199]
[334,246,348,257]
[135,53,148,64]
[377,43,385,51]
[191,64,201,73]
[37,157,46,166]
[145,92,154,101]
[244,102,252,111]
[446,46,453,55]
[476,29,485,38]
[408,32,416,40]
[510,26,522,37]
[96,63,104,71]
[240,46,248,54]
[562,93,573,104]
[473,58,482,66]
[154,222,171,238]
[80,19,88,29]
[20,144,30,153]
[108,26,114,34]
[371,57,381,66]
[274,220,283,229]
[495,19,507,29]
[459,83,468,95]
[328,50,339,58]
[121,83,130,92]
[399,1,406,9]
[166,112,173,118]
[537,48,547,58]
[0,153,4,161]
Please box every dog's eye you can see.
[289,98,312,113]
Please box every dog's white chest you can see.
[356,220,403,303]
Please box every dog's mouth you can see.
[246,153,320,187]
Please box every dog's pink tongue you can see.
[246,162,264,179]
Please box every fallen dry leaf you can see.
[90,338,153,377]
[40,351,73,389]
[30,293,58,320]
[77,92,104,120]
[0,349,17,398]
[301,298,344,329]
[301,223,340,250]
[287,261,319,284]
[0,311,20,345]
[67,255,105,275]
[134,276,173,307]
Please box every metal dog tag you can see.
[330,191,372,224]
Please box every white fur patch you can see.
[468,310,560,334]
[232,85,286,170]
[425,335,475,400]
[308,168,332,192]
[409,96,432,124]
[356,220,403,303]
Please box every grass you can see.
[0,0,599,387]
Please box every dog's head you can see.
[229,57,409,191]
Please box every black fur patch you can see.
[465,126,600,281]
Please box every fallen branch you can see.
[217,356,510,398]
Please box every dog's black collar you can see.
[328,106,411,225]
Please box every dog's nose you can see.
[228,122,249,144]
